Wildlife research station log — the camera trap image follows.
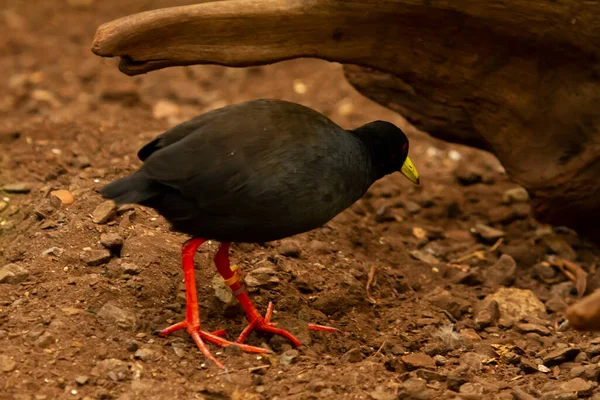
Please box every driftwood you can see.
[92,0,600,235]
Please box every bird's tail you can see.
[99,170,159,205]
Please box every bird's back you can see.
[105,100,374,242]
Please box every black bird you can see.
[100,99,420,367]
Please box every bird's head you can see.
[351,120,420,185]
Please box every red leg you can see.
[214,242,338,347]
[157,238,267,368]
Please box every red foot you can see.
[213,243,338,348]
[160,238,267,368]
[236,302,339,346]
[158,320,266,369]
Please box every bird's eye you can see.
[402,142,409,153]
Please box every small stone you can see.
[2,182,32,193]
[444,230,473,242]
[0,200,8,213]
[516,323,551,336]
[100,233,123,251]
[460,328,482,342]
[61,307,83,316]
[341,348,363,363]
[409,249,440,265]
[0,263,29,284]
[279,240,301,258]
[375,206,395,222]
[485,288,546,326]
[427,289,469,319]
[533,262,559,284]
[245,267,280,289]
[560,377,594,397]
[474,299,499,329]
[280,349,299,365]
[456,165,483,186]
[91,200,117,224]
[0,355,16,372]
[35,332,56,348]
[485,254,517,287]
[433,355,447,365]
[91,359,129,381]
[79,249,111,266]
[404,200,422,214]
[134,348,155,362]
[126,340,140,352]
[543,347,580,366]
[503,187,529,204]
[75,375,89,385]
[152,100,180,120]
[211,273,235,305]
[459,382,484,396]
[398,378,430,400]
[472,223,506,242]
[121,262,140,276]
[401,353,435,370]
[73,155,91,169]
[50,190,74,205]
[488,206,519,224]
[520,359,539,374]
[97,303,137,330]
[308,240,331,254]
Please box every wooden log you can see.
[92,0,600,235]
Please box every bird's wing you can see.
[140,100,353,215]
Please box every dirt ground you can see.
[2,1,600,399]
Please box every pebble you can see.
[126,340,140,352]
[485,288,546,326]
[503,187,530,204]
[471,223,506,242]
[427,289,470,319]
[2,182,32,193]
[100,232,123,251]
[61,307,83,316]
[0,263,29,284]
[401,353,435,370]
[0,355,16,372]
[245,267,280,289]
[79,249,111,266]
[75,375,89,385]
[409,250,440,265]
[543,347,580,366]
[460,328,482,342]
[121,262,140,276]
[211,273,236,305]
[134,347,155,362]
[515,323,551,336]
[375,206,395,222]
[474,299,500,329]
[91,359,129,381]
[455,165,483,186]
[488,206,519,224]
[0,200,8,213]
[433,355,447,366]
[278,240,302,258]
[444,229,473,242]
[35,332,56,348]
[308,240,331,254]
[341,348,363,363]
[404,200,422,214]
[152,100,180,120]
[91,200,117,224]
[50,190,74,205]
[97,303,138,330]
[485,254,517,287]
[398,378,430,400]
[280,349,299,365]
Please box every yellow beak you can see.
[400,156,420,185]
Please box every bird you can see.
[100,99,420,367]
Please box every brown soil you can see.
[2,1,600,399]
